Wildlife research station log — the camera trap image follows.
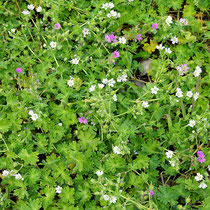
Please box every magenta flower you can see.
[54,23,61,30]
[197,150,206,163]
[149,189,154,195]
[105,34,117,43]
[198,157,206,163]
[136,33,142,41]
[16,68,22,73]
[177,64,189,75]
[78,117,87,124]
[152,23,158,29]
[113,51,120,58]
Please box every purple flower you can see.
[197,150,205,158]
[152,23,158,29]
[16,68,22,73]
[198,157,206,163]
[136,33,142,41]
[149,189,154,195]
[113,51,120,58]
[78,117,87,124]
[105,34,117,43]
[54,23,61,30]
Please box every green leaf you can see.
[18,149,38,165]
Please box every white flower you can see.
[208,165,210,171]
[188,120,196,128]
[50,41,56,49]
[186,91,193,98]
[27,4,34,10]
[156,44,165,50]
[193,92,199,101]
[55,186,62,194]
[110,196,117,204]
[11,29,16,33]
[15,173,24,180]
[113,146,122,155]
[36,6,42,12]
[108,3,115,9]
[82,28,90,37]
[110,10,117,17]
[64,57,67,61]
[96,170,103,176]
[98,83,104,89]
[2,170,10,177]
[176,88,183,98]
[28,110,34,116]
[195,173,203,182]
[22,10,30,15]
[108,78,115,87]
[166,16,173,26]
[166,150,174,158]
[199,182,207,189]
[165,48,172,54]
[103,194,110,201]
[71,58,79,64]
[193,66,202,77]
[128,0,134,2]
[169,160,175,167]
[142,101,149,108]
[67,79,74,87]
[89,85,96,92]
[121,74,127,82]
[171,36,178,44]
[151,86,159,94]
[107,13,111,18]
[113,94,117,101]
[102,78,108,84]
[180,18,188,25]
[102,3,109,10]
[58,123,62,126]
[119,37,126,44]
[9,170,16,176]
[43,43,46,48]
[31,113,39,121]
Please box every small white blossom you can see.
[36,6,42,12]
[55,186,62,194]
[195,173,203,182]
[98,83,104,89]
[165,48,172,54]
[151,86,159,94]
[71,58,79,64]
[128,0,134,2]
[58,123,62,126]
[113,146,122,155]
[103,194,110,201]
[169,160,175,167]
[171,36,178,44]
[199,182,207,189]
[166,150,174,158]
[166,16,173,26]
[110,196,117,204]
[186,91,193,98]
[193,66,202,77]
[67,79,74,87]
[43,43,46,48]
[2,170,10,177]
[208,165,210,171]
[89,85,96,92]
[108,78,115,87]
[142,101,149,108]
[102,78,108,84]
[27,4,34,10]
[113,94,117,101]
[156,44,165,50]
[193,92,199,101]
[108,3,114,9]
[96,170,103,176]
[11,29,16,33]
[50,41,57,49]
[22,10,30,15]
[15,173,24,180]
[28,110,34,116]
[121,74,127,82]
[102,3,114,10]
[119,37,126,44]
[188,120,196,128]
[64,57,67,61]
[31,113,39,121]
[176,88,183,98]
[82,28,90,37]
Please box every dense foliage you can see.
[0,0,209,209]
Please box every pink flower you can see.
[78,117,87,124]
[105,34,117,43]
[197,150,205,158]
[16,68,22,73]
[136,33,142,41]
[113,51,119,58]
[152,23,158,29]
[149,189,154,195]
[54,23,61,30]
[198,157,206,163]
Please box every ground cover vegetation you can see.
[0,0,209,209]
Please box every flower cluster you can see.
[117,73,127,82]
[197,151,206,163]
[2,170,24,181]
[176,64,189,75]
[22,4,42,15]
[28,110,39,121]
[102,3,114,10]
[103,194,117,204]
[107,10,120,18]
